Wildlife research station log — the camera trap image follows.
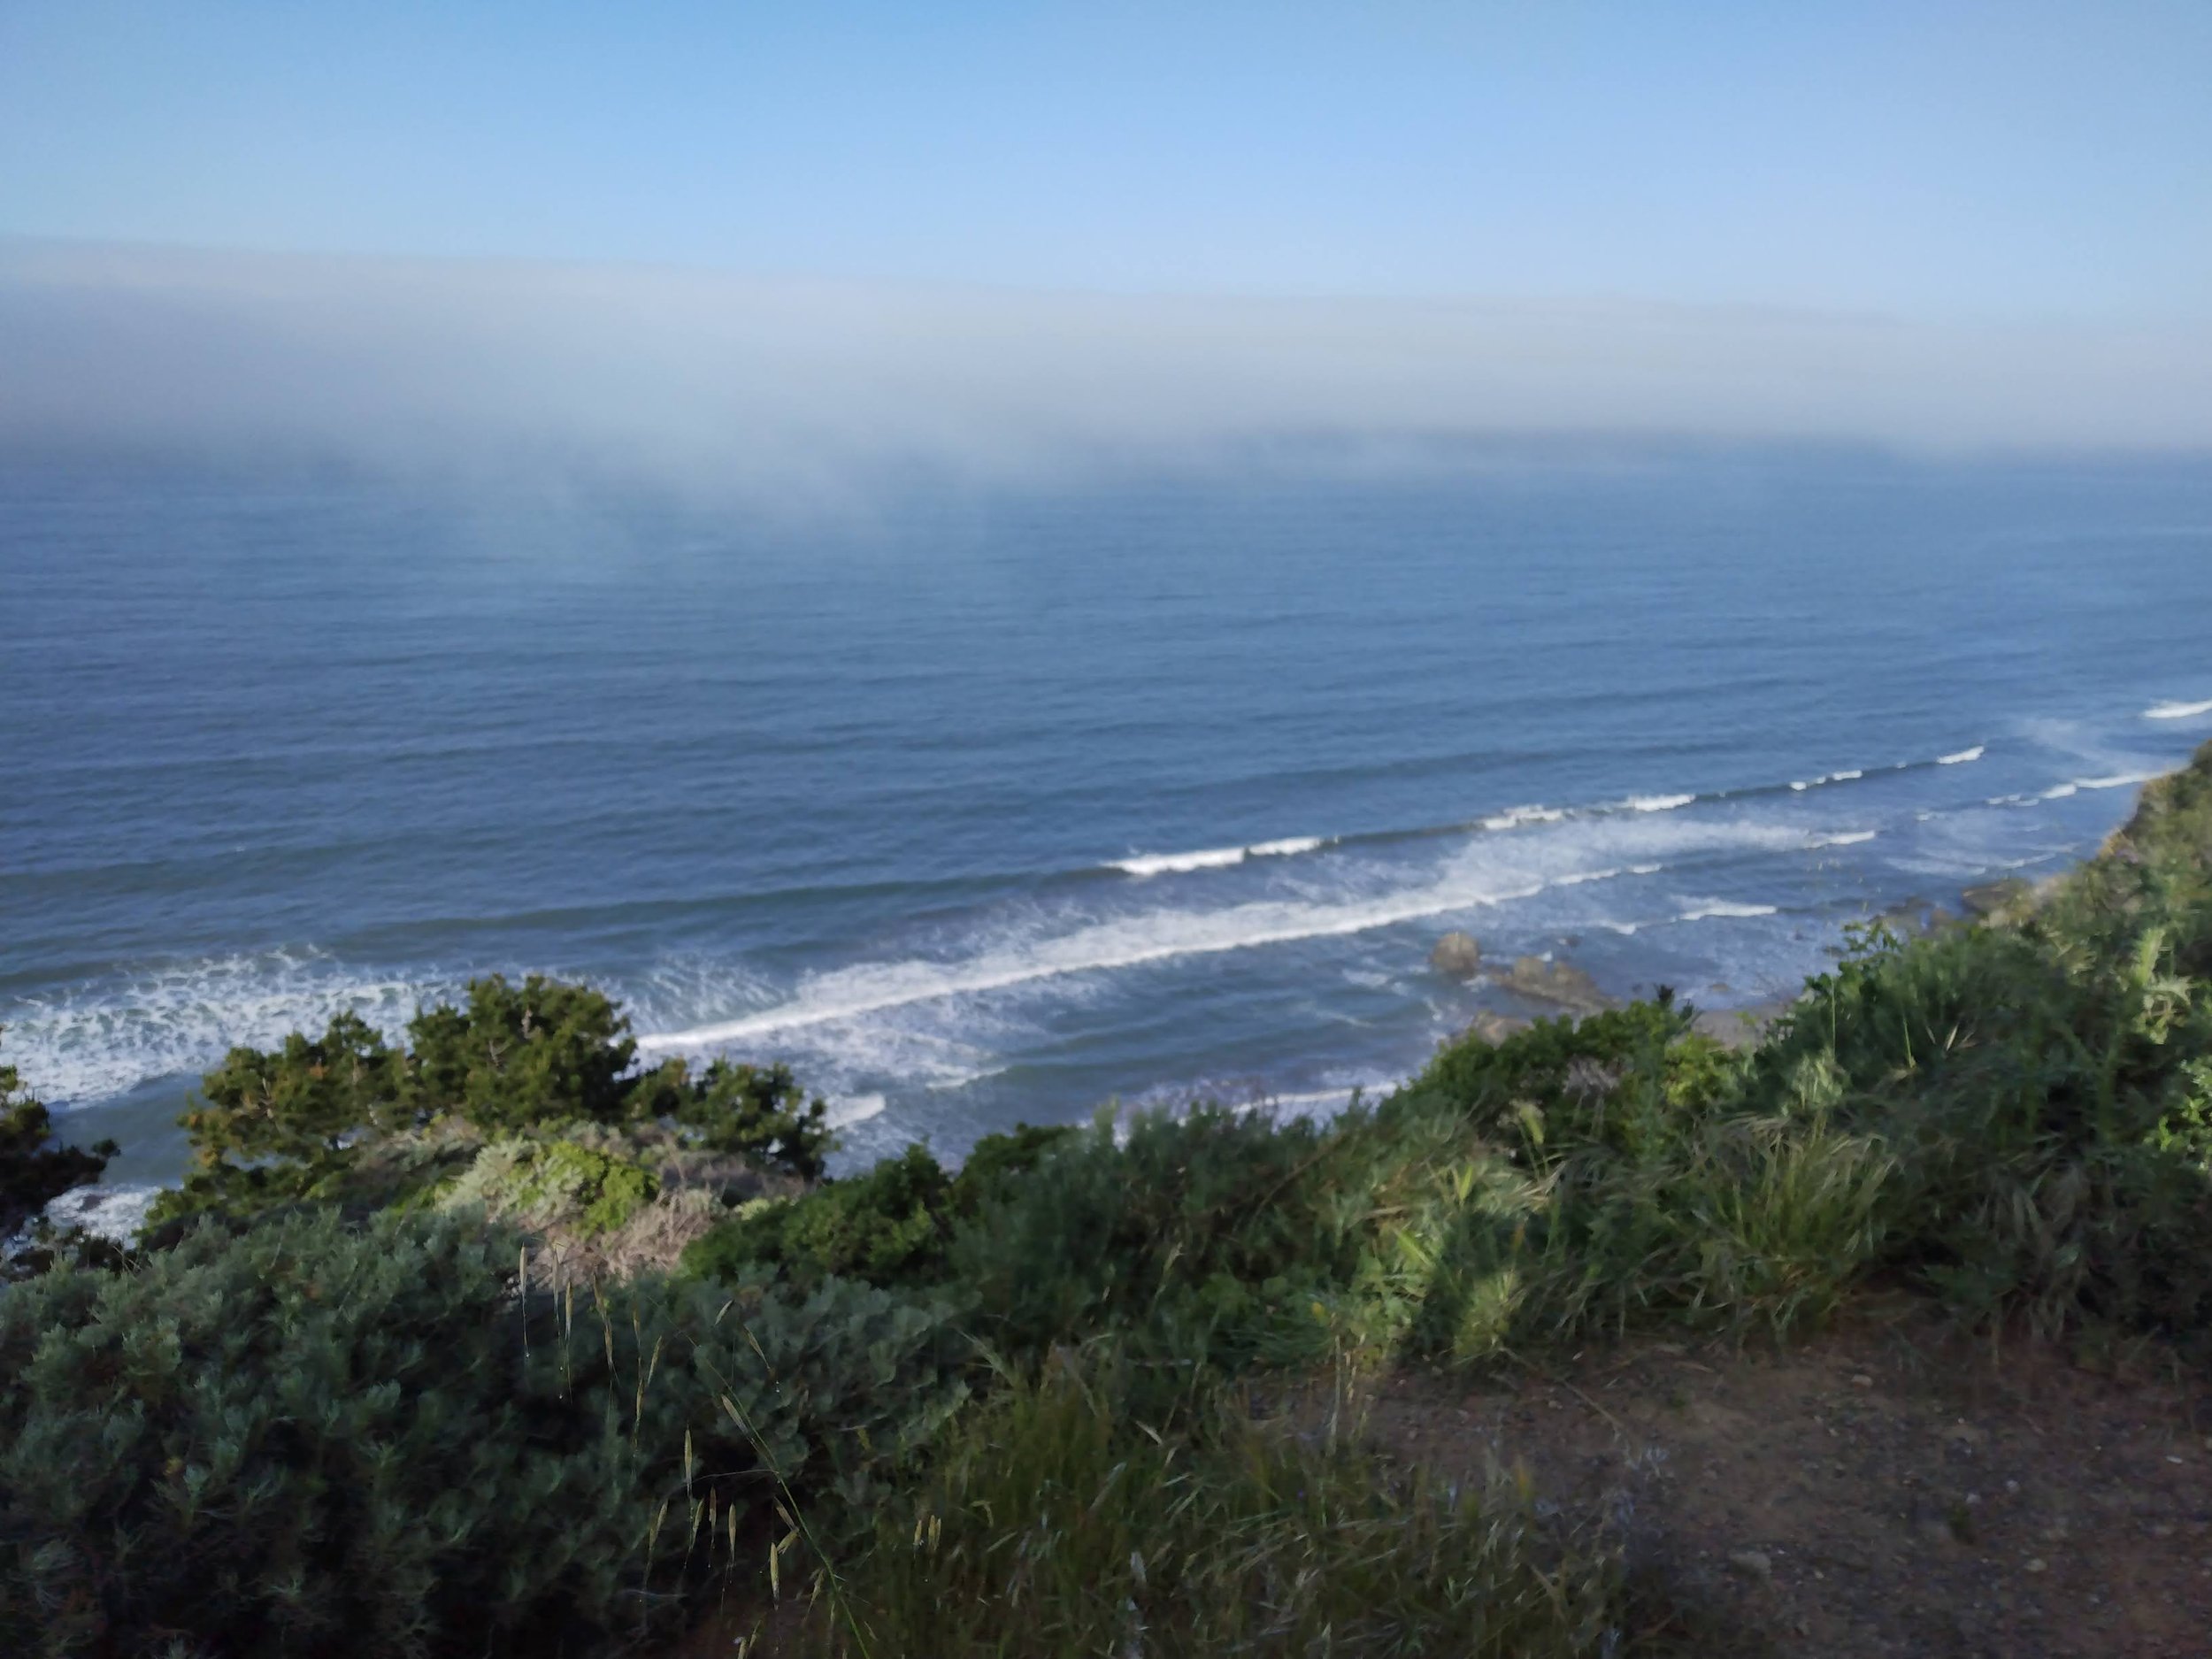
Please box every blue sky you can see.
[4,2,2208,319]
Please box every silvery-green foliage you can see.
[0,1207,965,1657]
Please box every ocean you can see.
[5,445,2211,1223]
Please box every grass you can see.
[798,1351,1628,1659]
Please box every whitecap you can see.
[1110,834,1327,877]
[1625,794,1696,812]
[1111,846,1249,877]
[2144,698,2212,720]
[1809,830,1878,847]
[825,1093,887,1130]
[1676,901,1780,923]
[1248,836,1325,858]
[2076,772,2155,791]
[1479,804,1567,831]
[1937,746,1985,765]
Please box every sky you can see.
[3,3,2209,475]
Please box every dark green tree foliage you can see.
[0,1037,112,1238]
[160,975,833,1225]
[0,1208,967,1659]
[631,1055,835,1181]
[184,1011,402,1163]
[406,974,636,1129]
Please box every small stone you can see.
[1728,1549,1774,1581]
[2025,1557,2047,1574]
[1851,1373,1874,1388]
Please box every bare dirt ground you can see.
[680,1310,2211,1656]
[1357,1312,2212,1656]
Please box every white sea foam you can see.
[2145,698,2212,720]
[1110,835,1326,877]
[1,951,444,1106]
[826,1093,887,1129]
[1625,793,1697,812]
[2076,772,2155,791]
[1112,846,1248,876]
[1552,866,1628,887]
[1479,804,1567,830]
[641,817,1844,1052]
[1675,901,1780,923]
[1937,746,1985,765]
[41,1183,160,1243]
[1789,768,1865,792]
[1809,830,1878,847]
[2042,782,2079,799]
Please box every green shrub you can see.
[1741,910,2212,1335]
[0,1208,967,1658]
[441,1134,660,1235]
[156,977,833,1231]
[945,1104,1350,1363]
[810,1352,1628,1658]
[682,1123,1079,1291]
[687,1145,953,1288]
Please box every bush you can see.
[0,1208,967,1658]
[156,977,833,1230]
[682,1123,1077,1291]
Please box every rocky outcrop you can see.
[1429,931,1483,977]
[1500,955,1616,1013]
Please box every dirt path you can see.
[1357,1317,2212,1656]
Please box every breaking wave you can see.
[1110,836,1327,877]
[641,818,1842,1050]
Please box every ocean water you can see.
[5,446,2211,1217]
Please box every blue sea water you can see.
[5,446,2211,1216]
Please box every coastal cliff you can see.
[5,741,2212,1656]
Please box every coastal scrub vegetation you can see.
[4,740,2210,1655]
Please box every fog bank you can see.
[4,242,2209,499]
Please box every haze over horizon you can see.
[4,4,2210,485]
